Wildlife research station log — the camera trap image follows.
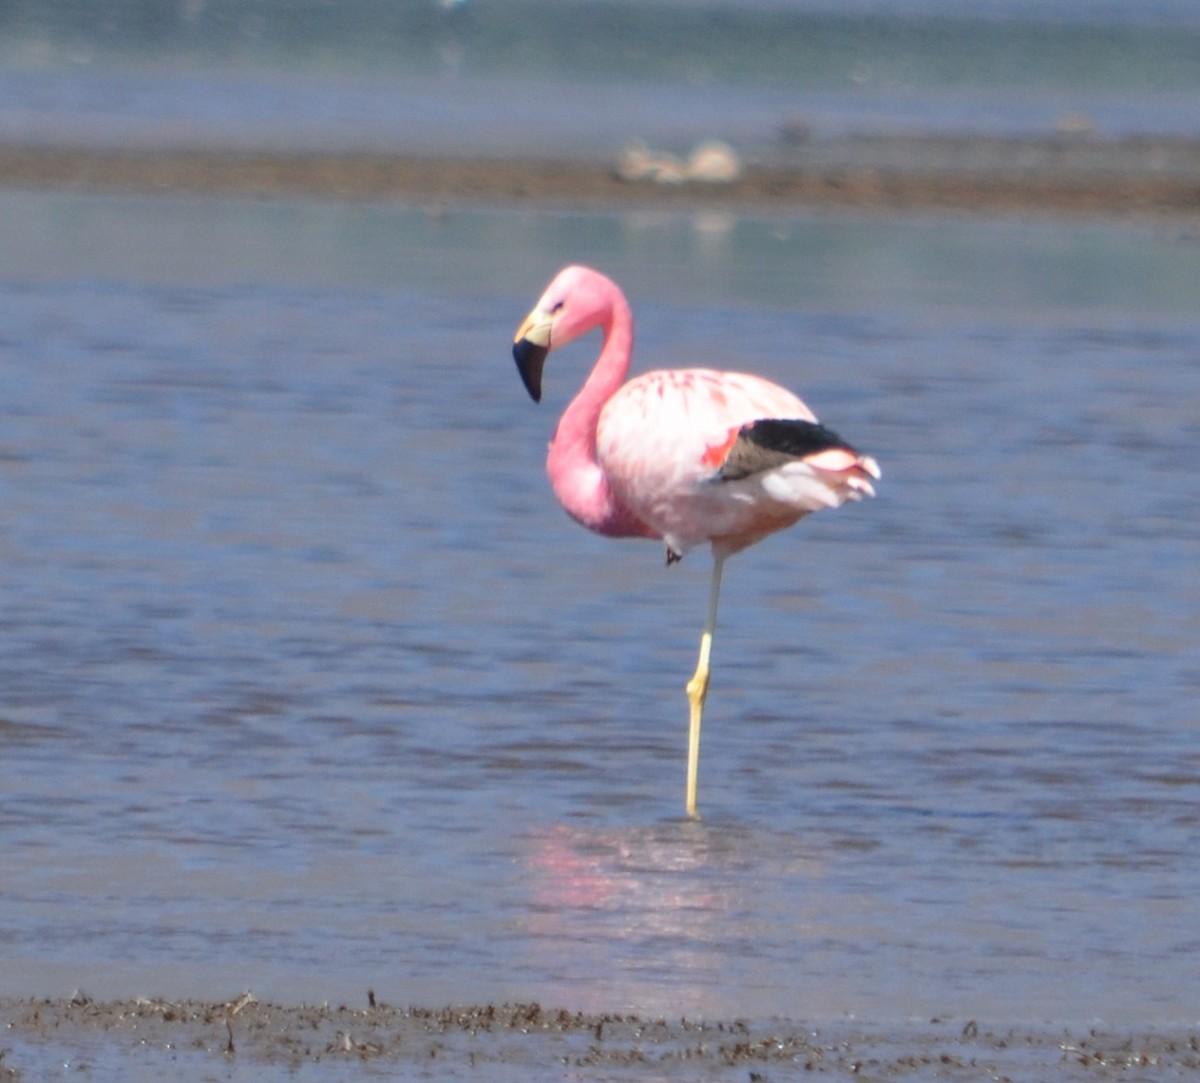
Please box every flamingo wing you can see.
[718,418,879,488]
[717,419,855,478]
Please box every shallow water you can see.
[0,192,1198,1038]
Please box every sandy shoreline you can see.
[2,135,1199,217]
[1,995,1197,1080]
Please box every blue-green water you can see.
[2,0,1199,155]
[0,192,1197,1046]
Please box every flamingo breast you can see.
[595,369,826,556]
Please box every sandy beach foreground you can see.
[1,995,1197,1080]
[2,134,1199,216]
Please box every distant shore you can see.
[2,134,1199,217]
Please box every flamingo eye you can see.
[549,300,565,314]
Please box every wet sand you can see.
[1,995,1197,1080]
[1,134,1199,216]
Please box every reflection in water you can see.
[521,822,831,1017]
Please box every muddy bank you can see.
[2,994,1198,1080]
[1,134,1199,217]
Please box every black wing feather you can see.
[718,418,856,481]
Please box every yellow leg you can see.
[685,555,725,817]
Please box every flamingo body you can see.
[512,265,879,814]
[597,367,874,558]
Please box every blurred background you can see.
[1,0,1200,155]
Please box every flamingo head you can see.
[512,265,616,403]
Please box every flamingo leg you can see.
[685,554,725,817]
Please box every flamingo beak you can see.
[512,309,552,403]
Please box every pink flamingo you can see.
[512,265,879,816]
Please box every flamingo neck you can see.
[546,298,653,539]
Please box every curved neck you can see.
[546,297,653,538]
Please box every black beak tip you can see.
[513,339,547,403]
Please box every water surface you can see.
[0,191,1198,1033]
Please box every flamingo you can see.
[512,265,879,816]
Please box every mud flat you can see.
[1,995,1198,1081]
[1,133,1199,217]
